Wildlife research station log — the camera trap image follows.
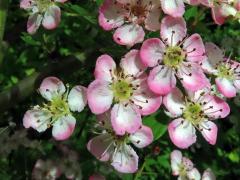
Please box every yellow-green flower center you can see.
[111,80,133,102]
[217,63,234,80]
[179,164,188,179]
[163,46,185,68]
[183,103,204,126]
[36,0,54,12]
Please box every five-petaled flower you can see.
[140,16,209,95]
[87,50,162,135]
[164,88,230,149]
[20,0,68,34]
[98,0,162,46]
[201,42,240,98]
[87,111,153,173]
[23,77,87,140]
[170,150,201,180]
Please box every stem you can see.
[0,0,9,65]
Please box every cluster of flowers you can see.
[21,0,240,178]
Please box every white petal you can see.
[68,86,87,112]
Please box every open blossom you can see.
[161,0,199,18]
[20,0,68,34]
[199,0,240,24]
[140,16,209,95]
[164,88,230,149]
[87,50,162,135]
[87,111,153,173]
[201,42,240,98]
[202,168,216,180]
[23,77,87,141]
[99,0,161,46]
[171,150,201,180]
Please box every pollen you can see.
[183,102,204,126]
[163,46,185,68]
[111,80,133,102]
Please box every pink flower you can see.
[20,0,67,34]
[99,0,162,46]
[140,16,209,95]
[170,150,201,180]
[23,77,87,141]
[32,159,61,180]
[164,88,230,149]
[202,168,216,180]
[201,42,240,98]
[87,50,162,135]
[87,111,153,173]
[199,0,238,24]
[161,0,199,17]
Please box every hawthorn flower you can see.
[20,0,68,34]
[164,88,230,149]
[87,50,162,135]
[201,42,240,98]
[202,168,216,180]
[23,77,87,141]
[171,150,201,180]
[140,16,209,95]
[161,0,199,18]
[98,0,162,46]
[87,111,153,173]
[199,0,239,24]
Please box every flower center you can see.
[183,103,204,126]
[217,63,234,80]
[163,46,185,68]
[131,5,146,18]
[111,80,133,102]
[179,164,188,179]
[36,0,53,12]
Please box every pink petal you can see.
[111,144,138,173]
[163,88,185,117]
[202,168,216,180]
[68,85,87,112]
[200,121,218,145]
[129,125,153,148]
[201,94,230,119]
[42,5,61,30]
[177,62,210,92]
[211,6,226,25]
[111,103,141,135]
[27,13,43,34]
[120,49,146,77]
[160,16,187,46]
[94,54,116,82]
[216,77,236,98]
[98,0,125,31]
[148,65,176,95]
[113,24,145,47]
[185,0,199,5]
[20,0,33,9]
[234,80,240,90]
[52,115,76,141]
[200,0,214,7]
[39,77,66,101]
[187,168,201,180]
[168,118,197,149]
[170,150,182,176]
[87,80,113,114]
[182,157,194,170]
[140,38,166,67]
[144,2,162,31]
[87,134,113,162]
[161,0,185,17]
[183,34,206,63]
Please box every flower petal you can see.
[202,168,216,180]
[42,5,61,30]
[216,77,236,98]
[111,144,138,173]
[111,103,141,135]
[140,38,166,67]
[163,88,185,117]
[168,118,197,149]
[182,157,194,170]
[129,125,153,148]
[148,65,176,95]
[39,77,66,101]
[87,80,113,114]
[187,168,201,180]
[68,85,87,112]
[98,0,125,31]
[20,0,33,9]
[200,121,218,145]
[113,24,145,47]
[52,115,76,140]
[161,0,185,17]
[211,6,226,25]
[27,13,43,34]
[120,49,146,77]
[94,54,116,82]
[87,134,113,162]
[170,150,182,176]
